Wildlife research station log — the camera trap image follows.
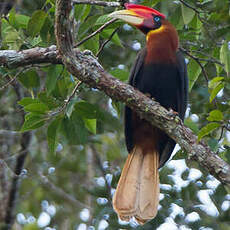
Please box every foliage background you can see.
[0,0,230,229]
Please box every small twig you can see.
[96,28,119,57]
[90,145,112,202]
[0,64,52,91]
[49,80,82,117]
[179,0,201,14]
[0,67,28,91]
[180,47,220,108]
[64,81,82,107]
[0,160,20,178]
[75,18,117,47]
[180,47,209,83]
[197,58,224,66]
[39,172,91,209]
[4,78,32,229]
[218,125,225,142]
[190,50,224,66]
[178,0,212,29]
[224,125,230,132]
[73,0,122,7]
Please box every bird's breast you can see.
[135,63,181,111]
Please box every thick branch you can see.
[55,0,230,187]
[73,0,122,7]
[0,45,61,68]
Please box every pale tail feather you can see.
[113,146,159,224]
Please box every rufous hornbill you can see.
[109,4,188,224]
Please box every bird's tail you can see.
[113,145,159,224]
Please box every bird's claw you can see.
[168,108,178,118]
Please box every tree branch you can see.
[96,28,119,57]
[55,0,230,187]
[0,45,61,68]
[4,81,32,229]
[73,0,122,7]
[75,18,117,47]
[39,172,92,210]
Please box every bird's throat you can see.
[145,25,178,64]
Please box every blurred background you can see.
[0,0,230,229]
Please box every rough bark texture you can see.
[0,45,61,68]
[55,0,230,186]
[73,0,122,7]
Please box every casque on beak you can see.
[108,3,165,28]
[108,9,145,26]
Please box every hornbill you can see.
[109,4,188,224]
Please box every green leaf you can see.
[84,118,97,134]
[24,103,49,114]
[101,29,122,47]
[81,5,91,21]
[111,100,121,117]
[208,138,219,151]
[83,34,99,54]
[110,69,129,81]
[61,112,89,144]
[23,223,39,230]
[38,92,60,109]
[29,36,42,47]
[184,118,199,134]
[209,82,224,102]
[207,110,223,121]
[173,149,186,160]
[170,6,184,30]
[181,3,195,25]
[142,0,162,6]
[189,14,202,31]
[4,29,23,50]
[74,101,98,119]
[188,59,202,91]
[198,122,220,141]
[46,65,63,95]
[40,16,54,44]
[18,97,40,106]
[95,15,110,26]
[74,4,91,21]
[47,116,62,154]
[18,70,40,89]
[208,76,224,89]
[220,42,230,76]
[9,9,30,29]
[78,15,100,38]
[27,10,47,37]
[20,113,47,132]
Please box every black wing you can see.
[124,48,147,152]
[158,51,188,167]
[176,51,189,120]
[124,49,188,168]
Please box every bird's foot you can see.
[168,108,178,119]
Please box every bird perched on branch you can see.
[109,3,188,224]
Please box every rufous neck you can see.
[145,22,179,64]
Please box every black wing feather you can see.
[124,48,188,168]
[124,48,146,152]
[159,51,188,167]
